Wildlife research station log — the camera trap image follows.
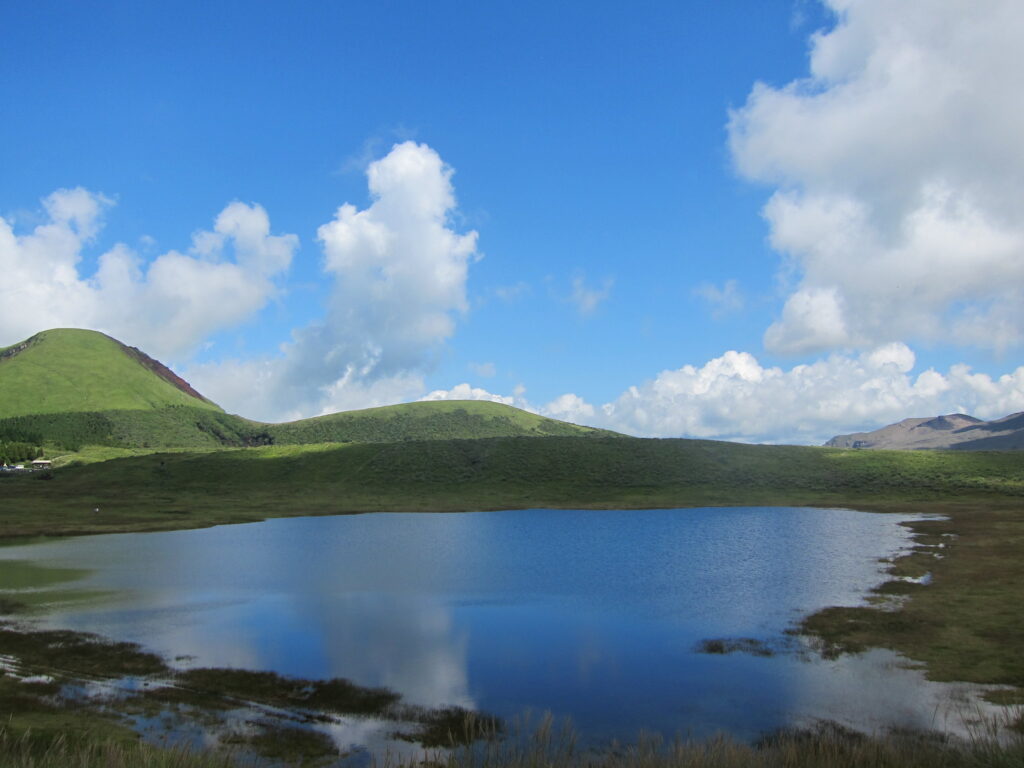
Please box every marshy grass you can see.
[383,712,1024,768]
[0,625,169,679]
[0,620,501,764]
[2,705,1023,768]
[0,727,234,768]
[221,724,340,765]
[799,503,1024,697]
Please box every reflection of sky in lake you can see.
[0,507,989,742]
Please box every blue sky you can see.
[3,0,1023,443]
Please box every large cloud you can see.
[729,0,1024,354]
[189,142,480,421]
[598,345,1024,443]
[0,189,297,359]
[425,343,1024,444]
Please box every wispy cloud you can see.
[494,281,530,303]
[469,361,496,378]
[569,274,613,316]
[694,279,743,319]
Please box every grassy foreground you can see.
[0,730,233,768]
[1,719,1022,768]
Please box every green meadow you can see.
[2,436,1022,535]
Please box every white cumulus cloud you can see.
[189,141,480,421]
[600,346,1024,443]
[729,0,1024,354]
[542,392,596,424]
[426,344,1024,444]
[0,188,297,359]
[422,383,515,406]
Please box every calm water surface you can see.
[0,507,982,746]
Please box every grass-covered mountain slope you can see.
[267,400,614,443]
[0,329,221,419]
[0,329,613,450]
[0,407,271,451]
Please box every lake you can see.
[0,506,991,755]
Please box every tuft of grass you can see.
[392,706,504,749]
[695,638,775,657]
[221,723,339,765]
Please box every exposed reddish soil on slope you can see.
[119,343,213,404]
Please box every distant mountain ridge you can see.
[826,412,1024,450]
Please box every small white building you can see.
[31,459,52,469]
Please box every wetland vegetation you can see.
[0,619,496,765]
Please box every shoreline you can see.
[1,502,1021,740]
[3,491,1023,698]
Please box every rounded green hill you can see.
[269,399,613,443]
[0,329,222,419]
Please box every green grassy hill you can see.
[0,329,221,419]
[267,400,614,443]
[0,329,613,451]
